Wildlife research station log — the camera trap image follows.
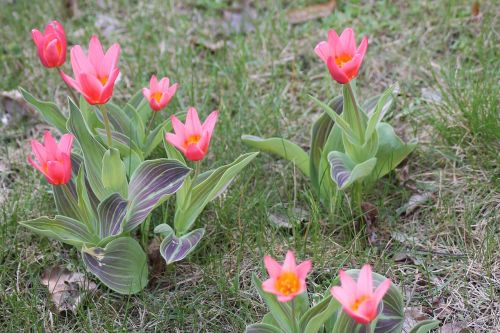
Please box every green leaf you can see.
[124,159,191,232]
[144,119,171,157]
[82,237,148,295]
[408,320,440,333]
[342,84,367,141]
[18,216,98,248]
[20,87,67,133]
[370,123,417,181]
[328,152,377,190]
[309,95,361,146]
[252,274,294,333]
[309,96,342,194]
[302,296,340,333]
[262,313,280,327]
[245,323,286,333]
[67,99,108,201]
[75,163,98,233]
[365,86,394,140]
[317,124,343,204]
[101,148,128,198]
[95,128,143,159]
[52,155,83,221]
[342,128,379,164]
[330,269,404,333]
[242,135,309,176]
[174,152,258,234]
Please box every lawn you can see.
[0,0,498,332]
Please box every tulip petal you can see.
[149,75,158,91]
[165,133,187,154]
[59,70,81,92]
[185,107,202,138]
[340,28,356,56]
[277,295,294,302]
[27,156,45,174]
[262,278,277,293]
[326,57,349,84]
[296,260,312,280]
[170,115,186,137]
[31,29,43,48]
[373,278,391,305]
[201,111,218,137]
[327,29,342,58]
[46,160,66,185]
[342,305,371,324]
[314,41,332,63]
[338,269,357,292]
[43,131,58,160]
[100,68,120,103]
[44,39,61,67]
[58,134,74,156]
[158,77,170,91]
[356,298,378,323]
[331,286,355,307]
[31,140,48,163]
[71,45,95,76]
[186,144,205,161]
[282,250,296,272]
[79,73,104,104]
[264,256,282,278]
[142,87,151,99]
[357,264,373,298]
[88,35,105,69]
[101,43,120,77]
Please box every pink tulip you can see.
[314,28,368,84]
[60,35,120,105]
[165,107,218,161]
[142,75,178,112]
[28,131,74,185]
[31,20,67,68]
[331,264,391,324]
[262,251,312,302]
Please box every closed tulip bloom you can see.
[262,251,312,302]
[165,107,218,161]
[331,264,391,324]
[143,75,178,111]
[60,35,120,105]
[28,131,74,185]
[31,20,67,68]
[314,28,368,84]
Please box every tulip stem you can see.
[57,69,79,107]
[352,181,363,224]
[346,82,365,143]
[99,104,113,147]
[290,299,299,333]
[146,111,158,134]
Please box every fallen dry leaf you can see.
[440,321,471,333]
[361,202,378,244]
[471,1,480,17]
[397,192,434,216]
[222,1,256,34]
[403,306,429,332]
[286,0,336,25]
[40,265,97,313]
[268,205,309,229]
[192,38,225,52]
[148,237,166,277]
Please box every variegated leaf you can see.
[82,237,148,295]
[98,193,127,239]
[123,159,190,232]
[328,151,377,190]
[160,227,204,265]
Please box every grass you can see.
[0,0,498,332]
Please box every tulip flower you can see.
[60,35,120,105]
[314,28,368,84]
[143,75,178,112]
[31,20,67,68]
[262,251,312,302]
[165,108,218,161]
[331,264,391,324]
[28,131,74,185]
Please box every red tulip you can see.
[165,108,218,161]
[28,131,74,185]
[262,251,312,302]
[143,75,178,112]
[331,265,391,324]
[31,21,67,68]
[315,28,368,84]
[60,35,120,105]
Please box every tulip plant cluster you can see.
[248,251,440,333]
[243,28,417,217]
[21,21,257,294]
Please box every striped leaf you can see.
[82,237,148,295]
[18,215,98,248]
[245,323,285,333]
[327,152,377,190]
[98,193,127,239]
[123,159,190,232]
[159,226,204,264]
[52,154,82,221]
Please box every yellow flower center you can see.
[351,295,370,311]
[335,54,353,68]
[185,135,201,146]
[151,91,163,103]
[275,272,300,296]
[98,75,108,86]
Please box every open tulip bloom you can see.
[249,258,440,333]
[165,107,218,161]
[143,75,177,112]
[28,131,73,185]
[60,35,120,105]
[31,20,66,68]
